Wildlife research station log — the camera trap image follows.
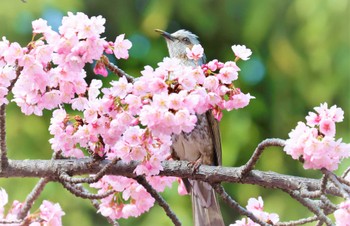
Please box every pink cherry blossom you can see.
[230,218,258,226]
[319,118,336,137]
[0,188,8,218]
[334,200,350,226]
[4,42,24,65]
[39,200,65,226]
[110,76,133,98]
[123,126,143,146]
[217,66,238,84]
[231,197,279,226]
[203,76,219,91]
[146,176,177,192]
[224,92,255,110]
[177,179,189,195]
[186,44,204,61]
[71,96,89,111]
[158,57,181,72]
[232,44,252,61]
[206,59,224,72]
[246,196,264,212]
[32,18,51,34]
[113,34,132,59]
[94,61,108,77]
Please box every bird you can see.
[155,29,225,226]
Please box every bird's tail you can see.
[191,180,224,226]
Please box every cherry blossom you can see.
[39,200,65,226]
[94,60,108,77]
[186,44,204,61]
[113,34,132,59]
[232,44,252,61]
[0,188,8,218]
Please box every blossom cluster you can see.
[0,188,64,225]
[284,103,350,171]
[230,197,279,226]
[0,12,131,115]
[90,175,175,219]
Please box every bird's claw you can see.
[187,158,203,174]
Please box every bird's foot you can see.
[187,158,203,174]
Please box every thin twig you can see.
[0,219,23,224]
[320,195,337,213]
[322,168,350,199]
[316,220,324,226]
[60,180,115,199]
[240,138,285,177]
[287,190,333,226]
[341,166,350,178]
[337,176,350,187]
[135,176,181,226]
[211,183,271,226]
[102,55,135,83]
[76,185,120,226]
[276,216,318,226]
[17,177,50,219]
[0,105,8,171]
[58,156,120,184]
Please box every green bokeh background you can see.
[0,0,349,225]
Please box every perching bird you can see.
[155,29,224,226]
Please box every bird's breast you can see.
[171,113,214,165]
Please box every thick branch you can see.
[0,159,343,197]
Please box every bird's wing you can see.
[205,110,222,166]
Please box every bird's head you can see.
[155,29,204,64]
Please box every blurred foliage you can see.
[0,0,349,225]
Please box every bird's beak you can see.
[155,29,175,41]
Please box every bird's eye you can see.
[182,37,190,43]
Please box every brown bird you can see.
[155,29,224,226]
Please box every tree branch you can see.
[276,216,318,226]
[0,105,8,171]
[240,138,285,177]
[135,176,181,226]
[212,183,271,226]
[17,177,50,220]
[58,156,120,184]
[322,168,350,199]
[60,179,115,199]
[102,56,135,83]
[0,159,343,198]
[286,190,334,226]
[76,184,120,226]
